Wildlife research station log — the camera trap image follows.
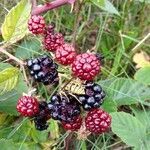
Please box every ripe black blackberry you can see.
[27,55,59,85]
[34,101,50,131]
[78,82,105,111]
[48,93,81,123]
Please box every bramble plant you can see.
[0,0,150,149]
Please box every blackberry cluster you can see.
[17,15,112,135]
[78,82,105,111]
[48,94,81,123]
[27,55,59,85]
[34,101,50,131]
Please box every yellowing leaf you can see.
[0,67,19,95]
[133,51,150,68]
[1,0,32,44]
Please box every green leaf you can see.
[0,75,28,115]
[49,120,60,139]
[30,124,49,143]
[134,67,150,85]
[0,139,40,150]
[102,99,117,113]
[0,139,18,150]
[131,107,150,130]
[91,0,105,7]
[0,67,19,95]
[136,0,150,3]
[7,119,31,142]
[15,39,41,59]
[1,0,32,43]
[92,0,120,15]
[111,112,147,148]
[99,78,150,105]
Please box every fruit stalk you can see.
[31,0,73,15]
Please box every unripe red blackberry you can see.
[85,108,111,134]
[55,43,77,65]
[16,96,39,117]
[71,53,100,81]
[62,116,82,131]
[43,32,64,52]
[28,15,45,34]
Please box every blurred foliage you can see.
[0,0,150,149]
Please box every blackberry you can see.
[71,53,101,81]
[34,101,50,131]
[62,115,82,131]
[43,27,64,52]
[16,96,39,117]
[28,15,45,34]
[34,117,48,131]
[85,108,111,134]
[27,55,59,85]
[78,82,105,111]
[55,43,77,65]
[48,93,81,123]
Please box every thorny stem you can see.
[31,0,72,15]
[0,47,25,66]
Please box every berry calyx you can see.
[85,108,111,134]
[55,43,77,65]
[62,116,82,131]
[71,53,101,81]
[16,96,39,117]
[28,15,45,34]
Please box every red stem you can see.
[31,0,70,15]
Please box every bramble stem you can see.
[31,0,72,15]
